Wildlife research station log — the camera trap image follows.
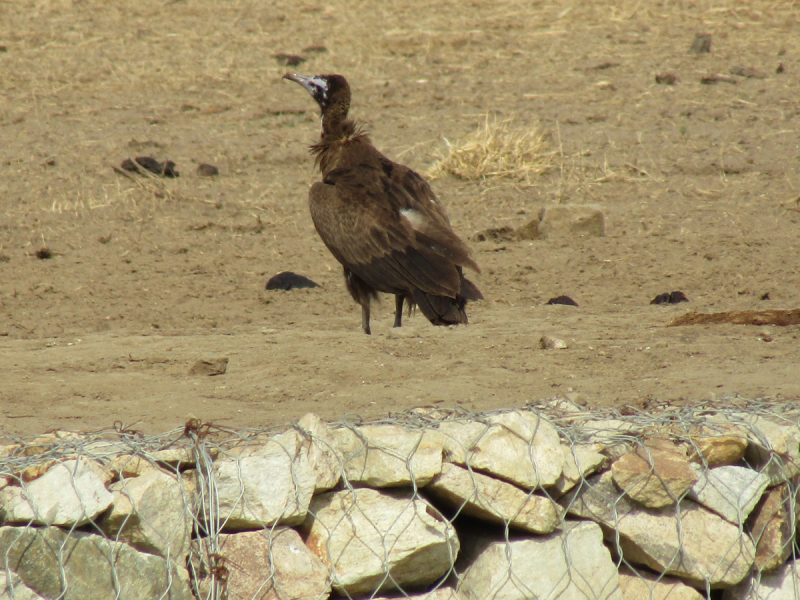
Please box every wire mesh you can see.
[0,396,799,599]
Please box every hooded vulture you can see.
[283,73,482,334]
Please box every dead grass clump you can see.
[428,117,552,182]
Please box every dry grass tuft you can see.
[428,117,553,182]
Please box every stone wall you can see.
[1,398,799,599]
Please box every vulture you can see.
[283,73,482,334]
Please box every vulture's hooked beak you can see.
[283,73,330,111]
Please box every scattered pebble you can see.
[690,33,712,54]
[121,157,179,178]
[196,163,219,177]
[700,74,737,85]
[472,226,516,242]
[189,358,228,376]
[540,335,567,350]
[302,45,328,53]
[273,53,305,66]
[655,72,678,85]
[651,291,689,305]
[776,63,785,74]
[97,234,112,245]
[760,292,771,301]
[730,66,767,79]
[546,295,579,307]
[34,248,53,260]
[266,272,320,291]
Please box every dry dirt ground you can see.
[1,0,799,438]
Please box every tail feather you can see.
[411,268,482,326]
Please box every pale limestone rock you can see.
[439,410,563,489]
[212,430,316,530]
[304,487,459,596]
[297,412,341,490]
[0,526,192,600]
[332,424,444,487]
[457,521,621,600]
[688,465,769,524]
[426,462,561,534]
[0,572,44,600]
[0,458,113,526]
[194,528,331,600]
[563,471,755,587]
[552,443,608,496]
[583,419,638,446]
[618,567,704,600]
[748,484,792,571]
[727,560,800,600]
[539,334,567,349]
[518,204,605,240]
[101,469,191,560]
[611,443,698,508]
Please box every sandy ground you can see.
[1,0,799,437]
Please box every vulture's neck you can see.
[311,106,369,178]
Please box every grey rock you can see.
[304,487,459,595]
[0,526,192,600]
[457,521,621,600]
[427,462,561,534]
[688,465,769,524]
[563,471,755,587]
[0,458,113,526]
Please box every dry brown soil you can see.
[1,0,799,437]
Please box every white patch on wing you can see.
[399,208,427,232]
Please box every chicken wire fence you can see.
[1,396,799,600]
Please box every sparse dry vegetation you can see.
[428,117,552,182]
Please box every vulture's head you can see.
[283,73,351,119]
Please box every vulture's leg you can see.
[393,295,404,328]
[361,300,371,335]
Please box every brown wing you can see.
[308,162,478,298]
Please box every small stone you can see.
[189,357,228,376]
[196,163,219,176]
[690,33,712,54]
[655,72,679,85]
[265,271,320,290]
[297,412,342,491]
[518,204,605,240]
[540,335,567,349]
